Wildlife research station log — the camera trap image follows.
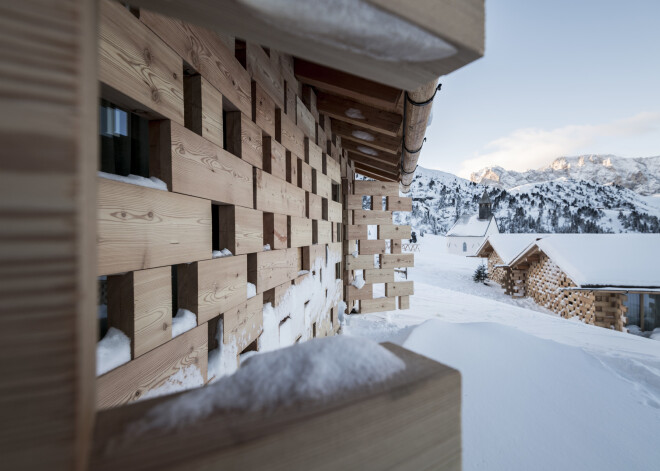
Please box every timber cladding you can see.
[95,0,354,407]
[343,182,414,314]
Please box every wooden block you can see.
[224,293,264,353]
[252,81,276,138]
[254,169,306,218]
[96,324,207,408]
[217,206,263,255]
[297,97,316,139]
[306,192,323,220]
[324,154,341,183]
[150,120,253,207]
[381,254,415,269]
[302,244,326,271]
[345,255,377,270]
[386,281,414,297]
[347,284,374,301]
[263,213,287,250]
[316,124,328,150]
[226,111,263,169]
[262,136,287,181]
[276,109,305,157]
[314,220,333,245]
[364,269,394,284]
[301,85,319,121]
[346,194,364,210]
[305,138,324,172]
[248,248,300,293]
[184,75,223,149]
[387,196,413,212]
[399,296,410,310]
[353,210,392,225]
[100,0,183,124]
[370,196,386,211]
[391,239,402,254]
[284,80,297,119]
[324,200,343,223]
[313,170,332,199]
[288,216,313,248]
[378,225,412,240]
[246,43,284,108]
[107,267,172,358]
[359,240,387,255]
[285,150,299,185]
[139,9,251,115]
[345,225,368,240]
[263,282,290,308]
[353,181,399,196]
[98,177,211,276]
[177,256,247,324]
[360,297,396,314]
[297,158,313,192]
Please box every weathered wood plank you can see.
[386,281,415,297]
[381,254,415,269]
[347,284,374,301]
[360,297,396,313]
[305,138,324,173]
[387,196,413,212]
[276,109,305,157]
[98,177,211,275]
[297,158,313,192]
[184,74,223,148]
[353,180,399,196]
[345,254,377,270]
[364,269,395,284]
[378,225,412,240]
[399,296,410,310]
[224,293,264,353]
[226,111,263,169]
[324,154,341,183]
[262,136,287,181]
[353,210,392,225]
[246,43,284,108]
[306,192,323,220]
[263,213,287,250]
[248,248,300,293]
[288,216,313,248]
[359,240,387,255]
[314,220,333,245]
[325,200,343,223]
[255,169,306,218]
[297,96,316,140]
[252,80,276,138]
[217,206,264,255]
[316,92,402,137]
[346,194,365,210]
[345,225,368,240]
[313,170,332,199]
[302,244,326,271]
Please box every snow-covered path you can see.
[343,235,660,471]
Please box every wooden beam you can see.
[344,140,399,164]
[350,156,399,178]
[332,120,401,155]
[353,165,398,182]
[316,92,402,137]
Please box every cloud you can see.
[458,112,660,177]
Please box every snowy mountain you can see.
[392,166,660,235]
[470,155,660,196]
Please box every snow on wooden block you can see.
[224,293,264,353]
[305,138,324,173]
[288,216,313,248]
[386,281,414,297]
[107,266,172,359]
[386,196,413,212]
[177,256,248,325]
[184,74,223,149]
[360,297,396,313]
[263,281,290,308]
[252,81,276,138]
[226,111,264,169]
[353,210,392,225]
[399,296,410,310]
[346,194,364,210]
[313,170,333,200]
[345,224,368,240]
[262,136,287,181]
[353,180,398,196]
[378,224,411,240]
[217,206,263,255]
[346,254,377,270]
[248,248,300,293]
[263,213,287,250]
[297,158,313,192]
[100,0,184,124]
[255,169,306,218]
[150,120,253,208]
[96,324,207,409]
[303,244,326,271]
[97,177,211,276]
[314,220,333,245]
[276,109,305,157]
[323,154,341,183]
[138,8,251,115]
[306,192,323,220]
[381,254,415,269]
[364,269,394,284]
[324,199,343,223]
[347,284,374,301]
[359,240,387,255]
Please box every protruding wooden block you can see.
[353,181,399,196]
[364,269,394,283]
[263,212,287,250]
[303,244,326,271]
[285,150,299,185]
[359,240,387,255]
[399,296,410,310]
[305,138,323,173]
[353,210,392,225]
[323,199,343,223]
[345,225,367,240]
[381,254,415,269]
[346,284,374,301]
[224,293,264,353]
[248,248,300,293]
[306,192,323,220]
[377,225,412,240]
[107,266,172,358]
[263,136,286,181]
[252,81,276,138]
[313,170,332,199]
[314,220,333,245]
[288,216,313,248]
[177,256,247,324]
[391,239,402,254]
[345,254,377,270]
[297,97,316,140]
[324,154,341,183]
[246,42,284,108]
[387,196,413,212]
[297,158,313,192]
[263,282,290,307]
[255,169,306,218]
[276,109,304,157]
[284,80,297,119]
[346,194,364,210]
[302,85,319,121]
[386,281,414,297]
[217,206,263,255]
[226,111,263,169]
[360,297,396,313]
[184,74,223,148]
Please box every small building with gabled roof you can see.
[476,233,547,286]
[446,190,499,255]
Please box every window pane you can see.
[625,293,641,327]
[643,294,660,332]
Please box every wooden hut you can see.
[476,234,547,289]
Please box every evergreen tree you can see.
[473,264,488,284]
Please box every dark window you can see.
[99,100,149,177]
[462,242,467,252]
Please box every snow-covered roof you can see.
[447,214,494,237]
[478,233,547,264]
[517,234,660,288]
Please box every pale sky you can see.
[421,0,660,178]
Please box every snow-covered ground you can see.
[343,234,660,471]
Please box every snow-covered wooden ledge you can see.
[91,341,461,470]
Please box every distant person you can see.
[410,231,417,243]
